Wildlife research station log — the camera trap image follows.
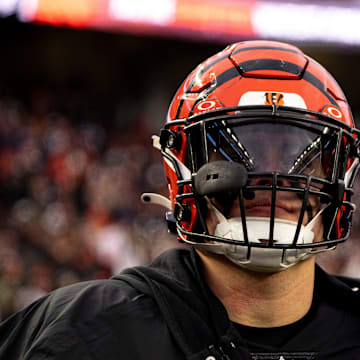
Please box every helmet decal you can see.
[193,98,223,115]
[321,105,344,121]
[239,91,307,109]
[264,92,285,106]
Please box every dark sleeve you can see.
[0,279,145,360]
[0,279,182,360]
[25,331,93,360]
[23,324,94,360]
[0,285,96,359]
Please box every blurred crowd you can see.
[0,85,359,321]
[0,89,178,320]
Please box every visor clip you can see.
[160,129,182,150]
[174,202,191,222]
[165,210,177,234]
[271,103,278,116]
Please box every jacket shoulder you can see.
[0,278,159,359]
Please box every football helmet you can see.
[143,40,360,272]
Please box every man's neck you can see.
[197,250,315,328]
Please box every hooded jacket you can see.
[0,247,359,360]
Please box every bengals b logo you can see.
[264,92,284,105]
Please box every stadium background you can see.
[0,1,360,320]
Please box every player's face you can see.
[208,180,321,223]
[205,124,327,240]
[205,179,325,244]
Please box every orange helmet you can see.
[150,40,360,271]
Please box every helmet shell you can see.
[168,40,353,124]
[163,40,357,240]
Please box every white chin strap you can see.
[194,201,326,273]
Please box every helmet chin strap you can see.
[194,198,328,273]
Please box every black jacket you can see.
[0,248,360,360]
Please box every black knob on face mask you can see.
[192,161,248,196]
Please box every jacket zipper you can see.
[208,344,231,360]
